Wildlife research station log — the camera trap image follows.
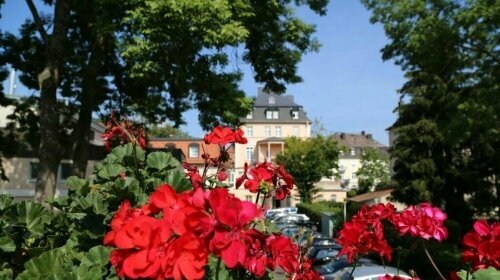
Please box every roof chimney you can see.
[361,130,365,136]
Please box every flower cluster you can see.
[391,203,448,242]
[336,202,448,265]
[104,184,306,279]
[101,113,145,151]
[461,220,500,271]
[236,162,294,200]
[336,203,395,263]
[204,125,247,146]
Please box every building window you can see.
[269,96,275,104]
[189,144,199,158]
[264,126,271,137]
[292,126,300,136]
[246,111,253,119]
[228,170,235,184]
[246,147,254,161]
[246,126,253,137]
[316,194,324,201]
[59,163,72,181]
[275,126,282,137]
[291,110,299,119]
[245,195,253,201]
[29,162,39,181]
[266,110,279,119]
[339,165,345,173]
[331,194,337,202]
[350,148,356,156]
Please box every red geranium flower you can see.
[266,234,299,274]
[461,219,500,270]
[391,203,448,242]
[165,234,208,280]
[336,219,392,263]
[209,188,261,268]
[204,126,248,146]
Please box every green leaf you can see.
[16,247,74,280]
[0,235,16,252]
[164,171,192,193]
[147,151,180,171]
[66,176,89,194]
[11,201,52,238]
[87,192,108,216]
[97,164,126,180]
[206,255,230,280]
[0,194,13,212]
[80,246,110,267]
[109,144,134,162]
[471,267,500,280]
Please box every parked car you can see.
[307,244,342,266]
[274,214,310,223]
[311,237,338,247]
[313,256,375,279]
[334,265,412,280]
[281,207,298,214]
[282,226,301,237]
[265,209,286,219]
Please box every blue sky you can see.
[1,0,405,145]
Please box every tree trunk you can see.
[29,0,72,202]
[71,47,101,178]
[35,72,62,202]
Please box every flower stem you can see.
[348,260,357,279]
[380,255,387,274]
[255,191,261,205]
[422,241,446,280]
[215,257,221,280]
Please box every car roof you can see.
[344,266,410,278]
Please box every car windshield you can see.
[315,249,339,259]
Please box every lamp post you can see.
[343,198,347,223]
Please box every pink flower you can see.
[391,203,448,242]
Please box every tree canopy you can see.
[363,0,500,226]
[0,0,329,201]
[356,148,390,194]
[147,124,191,139]
[276,136,339,203]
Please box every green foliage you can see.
[0,144,189,278]
[147,124,191,138]
[363,0,500,227]
[296,201,342,229]
[0,0,328,200]
[276,136,340,202]
[457,267,500,280]
[356,148,390,194]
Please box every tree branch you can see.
[25,0,49,43]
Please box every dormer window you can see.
[269,96,275,104]
[246,111,253,119]
[266,109,279,119]
[291,110,299,119]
